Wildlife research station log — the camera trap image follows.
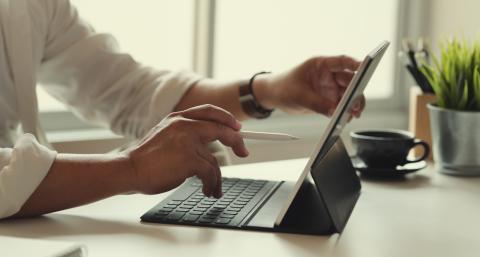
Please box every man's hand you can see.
[253,55,365,118]
[123,105,248,198]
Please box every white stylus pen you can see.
[240,131,299,141]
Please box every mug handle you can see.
[406,139,430,164]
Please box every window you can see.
[38,0,195,112]
[214,0,400,99]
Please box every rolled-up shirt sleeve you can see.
[0,134,57,218]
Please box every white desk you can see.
[1,159,480,257]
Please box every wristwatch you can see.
[239,72,274,119]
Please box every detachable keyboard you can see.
[141,177,280,227]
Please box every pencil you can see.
[240,131,299,141]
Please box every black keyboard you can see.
[141,177,278,227]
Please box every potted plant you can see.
[421,39,480,176]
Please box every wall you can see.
[427,0,480,47]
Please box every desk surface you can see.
[1,159,480,257]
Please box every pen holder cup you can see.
[408,87,436,160]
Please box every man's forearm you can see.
[12,153,134,218]
[174,76,273,120]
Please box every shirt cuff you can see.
[0,134,57,218]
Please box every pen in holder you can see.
[408,86,436,160]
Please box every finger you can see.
[334,70,355,87]
[197,148,223,198]
[179,104,242,131]
[214,165,222,198]
[192,121,249,157]
[347,114,354,123]
[323,55,361,72]
[349,95,366,118]
[193,156,218,197]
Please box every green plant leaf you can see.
[420,39,480,110]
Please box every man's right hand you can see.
[122,104,248,199]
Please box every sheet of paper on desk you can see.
[0,236,86,257]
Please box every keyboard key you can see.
[224,194,238,199]
[220,213,237,216]
[207,207,222,212]
[198,217,216,223]
[154,212,169,219]
[215,218,232,225]
[204,213,220,219]
[168,200,183,205]
[220,214,236,219]
[231,203,246,208]
[161,207,174,212]
[182,214,200,222]
[226,207,242,212]
[166,212,185,221]
[189,210,204,215]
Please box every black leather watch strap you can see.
[239,72,274,119]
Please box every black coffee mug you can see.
[350,129,430,168]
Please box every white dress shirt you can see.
[0,0,201,218]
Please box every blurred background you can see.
[38,0,480,164]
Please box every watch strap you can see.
[239,72,274,119]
